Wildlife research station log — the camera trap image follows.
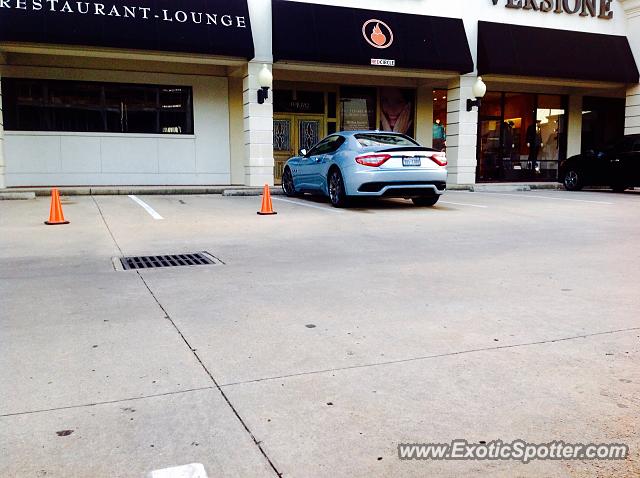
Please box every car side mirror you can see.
[299,149,307,157]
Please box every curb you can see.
[0,187,232,197]
[222,188,284,197]
[0,192,36,200]
[0,183,562,197]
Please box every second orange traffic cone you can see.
[257,184,277,215]
[45,188,70,225]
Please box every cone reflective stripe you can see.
[257,184,277,215]
[45,188,70,225]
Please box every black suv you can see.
[559,134,640,192]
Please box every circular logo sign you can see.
[362,19,393,49]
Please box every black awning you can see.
[0,0,254,59]
[272,1,473,73]
[477,21,639,84]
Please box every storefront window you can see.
[481,92,503,118]
[477,92,566,182]
[433,89,447,151]
[1,78,193,134]
[536,95,566,180]
[339,87,376,131]
[379,87,415,137]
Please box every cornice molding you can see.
[619,0,640,17]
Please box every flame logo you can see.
[371,23,387,47]
[362,19,393,49]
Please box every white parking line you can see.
[272,197,342,212]
[440,201,488,209]
[470,192,614,205]
[147,463,207,478]
[128,195,164,220]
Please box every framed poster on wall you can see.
[379,87,415,137]
[340,87,376,131]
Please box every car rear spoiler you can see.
[378,146,439,153]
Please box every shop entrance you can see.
[273,114,324,183]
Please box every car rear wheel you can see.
[412,196,440,207]
[563,169,583,191]
[281,167,299,197]
[328,169,348,208]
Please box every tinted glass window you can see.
[616,138,635,153]
[308,135,345,156]
[355,133,418,147]
[1,78,193,134]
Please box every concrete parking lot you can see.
[1,189,639,477]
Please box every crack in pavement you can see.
[218,326,640,388]
[0,387,215,418]
[91,195,283,478]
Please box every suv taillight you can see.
[355,154,391,167]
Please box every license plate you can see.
[402,157,421,167]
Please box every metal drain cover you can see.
[119,252,220,271]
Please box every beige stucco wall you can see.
[229,77,245,185]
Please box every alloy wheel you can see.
[282,168,296,197]
[329,170,344,207]
[564,170,581,191]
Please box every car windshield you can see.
[355,133,418,148]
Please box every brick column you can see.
[446,75,479,186]
[243,61,274,187]
[622,0,640,135]
[626,85,640,135]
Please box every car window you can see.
[307,135,345,156]
[355,133,419,147]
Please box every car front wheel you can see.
[328,169,348,208]
[412,196,440,207]
[563,169,583,191]
[281,167,299,197]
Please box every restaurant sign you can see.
[0,0,255,57]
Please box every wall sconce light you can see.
[466,76,487,112]
[257,64,273,104]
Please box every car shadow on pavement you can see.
[297,194,447,211]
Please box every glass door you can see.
[274,115,294,183]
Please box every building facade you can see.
[0,0,638,189]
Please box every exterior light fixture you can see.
[257,64,273,104]
[466,76,487,111]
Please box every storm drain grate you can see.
[119,252,219,271]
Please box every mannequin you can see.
[526,120,543,172]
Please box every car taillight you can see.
[355,154,391,167]
[430,152,447,167]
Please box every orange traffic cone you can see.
[257,184,277,215]
[45,188,69,225]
